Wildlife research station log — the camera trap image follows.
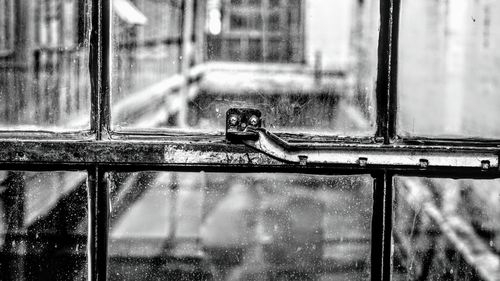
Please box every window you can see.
[0,0,90,128]
[206,0,303,62]
[0,1,499,281]
[398,0,500,138]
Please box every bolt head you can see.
[249,115,259,126]
[228,115,238,126]
[481,160,490,170]
[419,159,429,169]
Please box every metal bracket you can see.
[225,108,262,142]
[225,108,499,170]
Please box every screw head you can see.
[481,160,490,170]
[358,157,368,167]
[249,115,259,126]
[299,155,308,166]
[419,159,429,169]
[228,115,238,126]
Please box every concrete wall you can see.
[304,0,356,72]
[398,0,500,137]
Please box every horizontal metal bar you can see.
[0,130,95,140]
[0,136,497,176]
[114,37,182,49]
[242,128,499,169]
[3,130,497,148]
[400,136,500,147]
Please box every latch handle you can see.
[225,108,498,169]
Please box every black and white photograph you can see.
[0,0,499,280]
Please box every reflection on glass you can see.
[112,1,379,135]
[107,172,372,280]
[0,1,91,129]
[398,0,500,138]
[393,177,500,280]
[0,171,88,280]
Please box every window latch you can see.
[226,108,321,165]
[226,108,262,142]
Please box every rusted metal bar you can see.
[90,0,111,139]
[0,138,497,178]
[375,0,400,143]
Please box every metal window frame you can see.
[0,0,499,281]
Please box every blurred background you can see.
[0,0,500,280]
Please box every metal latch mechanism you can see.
[225,108,262,142]
[225,108,499,170]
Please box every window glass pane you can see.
[230,13,247,30]
[267,12,281,32]
[0,171,88,280]
[248,0,261,7]
[0,0,91,129]
[249,14,263,31]
[398,0,500,138]
[269,0,281,8]
[266,38,283,62]
[393,177,500,280]
[107,172,373,280]
[248,38,262,62]
[112,0,379,136]
[227,38,242,61]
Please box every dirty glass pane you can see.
[398,0,500,138]
[0,171,88,280]
[107,172,373,280]
[393,177,500,280]
[0,1,91,129]
[112,0,379,136]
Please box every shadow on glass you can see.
[0,171,88,280]
[107,172,373,281]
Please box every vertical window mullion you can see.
[90,0,111,139]
[89,0,111,280]
[88,166,109,281]
[375,0,400,143]
[383,173,394,280]
[371,172,394,281]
